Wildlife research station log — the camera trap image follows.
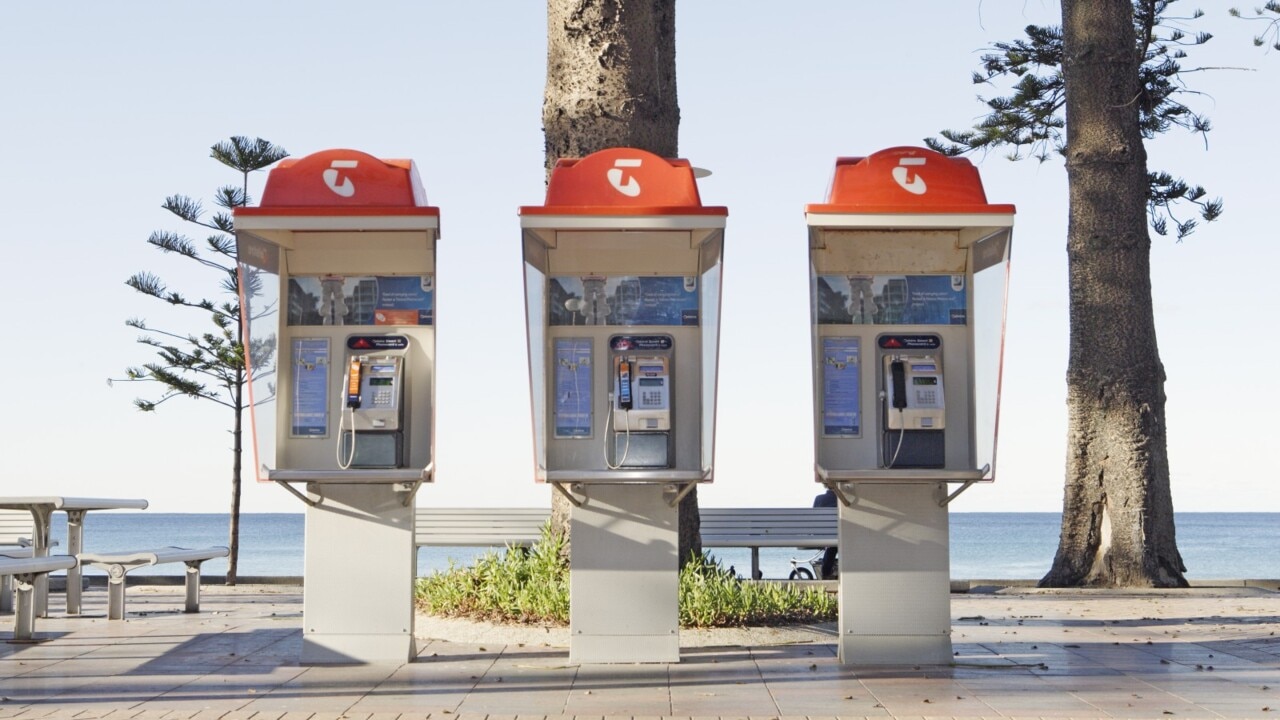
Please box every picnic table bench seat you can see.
[1,555,77,641]
[77,546,229,620]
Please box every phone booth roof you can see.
[520,148,726,229]
[806,147,1014,236]
[235,149,439,237]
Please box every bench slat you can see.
[0,555,77,575]
[414,508,836,548]
[79,546,229,567]
[75,547,227,620]
[0,510,34,546]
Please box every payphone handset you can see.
[883,354,945,430]
[337,353,406,469]
[613,355,671,431]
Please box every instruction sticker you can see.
[821,337,861,437]
[291,338,330,437]
[553,338,593,438]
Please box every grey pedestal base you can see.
[301,483,416,664]
[838,482,953,665]
[569,485,679,663]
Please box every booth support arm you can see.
[397,463,434,506]
[940,478,980,507]
[275,480,321,507]
[815,465,856,507]
[550,481,586,508]
[663,480,699,508]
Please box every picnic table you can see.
[0,496,149,616]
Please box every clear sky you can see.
[1,2,1275,515]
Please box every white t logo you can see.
[891,157,927,195]
[323,160,359,197]
[606,158,642,197]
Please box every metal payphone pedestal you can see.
[825,477,970,664]
[270,473,423,664]
[565,483,681,663]
[293,480,418,664]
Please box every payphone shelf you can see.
[542,469,710,485]
[267,467,434,484]
[815,464,990,484]
[268,464,433,508]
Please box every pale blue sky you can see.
[1,2,1274,514]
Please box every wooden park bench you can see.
[77,546,229,620]
[700,507,837,580]
[414,506,838,580]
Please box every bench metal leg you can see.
[751,548,761,580]
[183,561,203,613]
[65,510,85,615]
[11,573,38,642]
[105,564,127,620]
[1,575,11,614]
[29,507,53,618]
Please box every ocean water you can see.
[41,511,1280,581]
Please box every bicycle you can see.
[788,549,838,580]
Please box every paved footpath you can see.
[2,584,1278,719]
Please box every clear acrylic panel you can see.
[971,232,1012,480]
[523,260,548,475]
[237,242,281,482]
[699,242,723,473]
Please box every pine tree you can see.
[113,136,287,585]
[927,1,1227,586]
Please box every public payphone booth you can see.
[806,147,1013,664]
[235,149,440,663]
[519,148,726,663]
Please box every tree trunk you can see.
[228,366,242,585]
[543,0,679,167]
[544,0,700,566]
[1040,0,1187,588]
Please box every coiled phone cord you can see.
[603,392,632,470]
[336,406,357,470]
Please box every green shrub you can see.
[416,522,569,624]
[415,523,837,628]
[678,555,836,627]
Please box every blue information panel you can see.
[549,276,699,326]
[822,337,861,437]
[291,338,330,437]
[553,338,593,438]
[287,275,434,326]
[816,274,966,325]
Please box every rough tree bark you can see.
[1040,0,1187,587]
[543,0,701,566]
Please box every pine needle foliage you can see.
[111,136,287,584]
[414,523,837,628]
[1229,1,1280,50]
[926,0,1224,240]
